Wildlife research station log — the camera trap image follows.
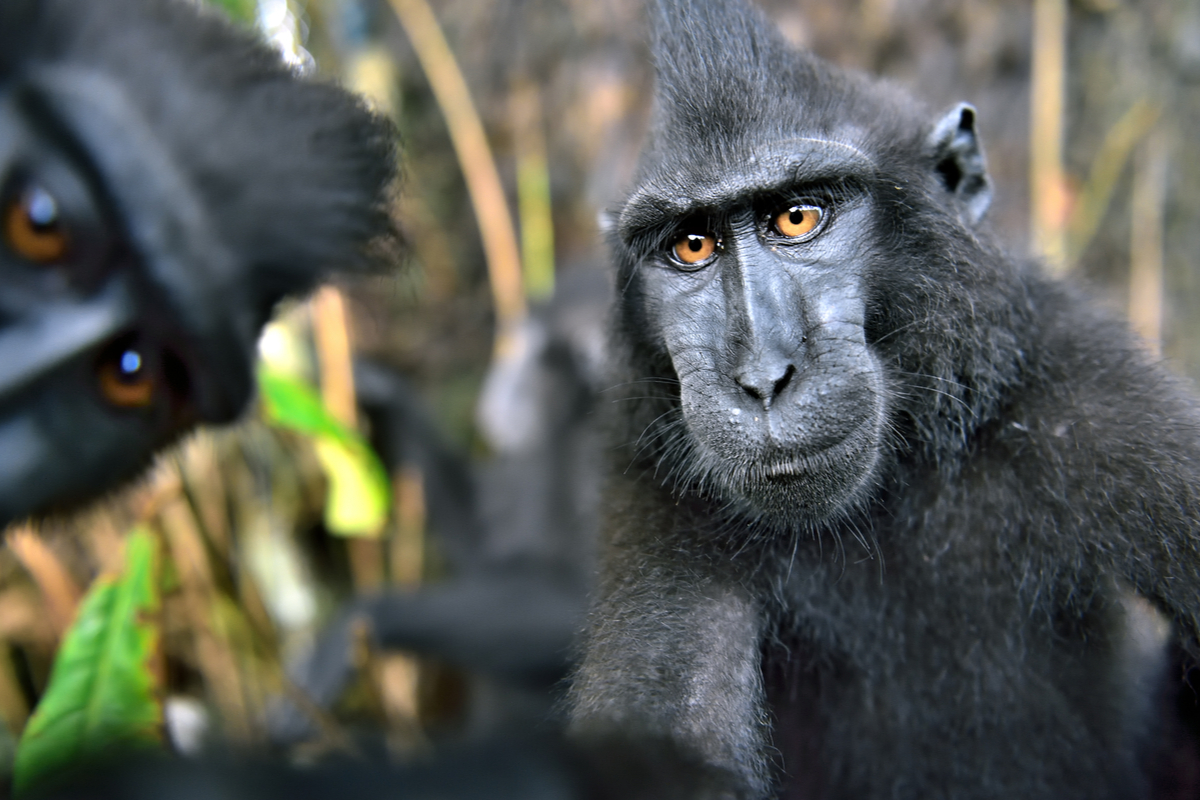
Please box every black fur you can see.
[569,1,1200,798]
[0,0,397,525]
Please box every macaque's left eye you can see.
[3,185,69,264]
[772,204,823,239]
[96,339,156,409]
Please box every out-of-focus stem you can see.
[311,287,384,590]
[512,81,555,302]
[390,466,425,588]
[6,527,81,639]
[1031,0,1069,273]
[0,646,28,733]
[386,0,527,353]
[1066,101,1160,265]
[159,489,254,742]
[311,286,359,431]
[1129,128,1168,354]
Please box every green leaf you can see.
[258,367,392,537]
[14,529,163,795]
[205,0,258,26]
[313,437,391,536]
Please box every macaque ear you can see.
[927,103,992,226]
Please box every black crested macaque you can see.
[568,1,1200,798]
[0,0,395,527]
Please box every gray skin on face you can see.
[626,142,887,521]
[614,111,985,527]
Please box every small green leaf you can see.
[258,368,348,443]
[205,0,258,26]
[313,437,390,536]
[258,368,392,537]
[14,529,163,795]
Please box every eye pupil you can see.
[774,204,822,239]
[26,187,59,229]
[672,231,717,266]
[119,350,143,378]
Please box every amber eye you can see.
[97,344,156,409]
[672,232,718,266]
[773,204,823,239]
[3,185,69,264]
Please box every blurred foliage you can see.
[206,0,258,25]
[13,530,161,795]
[2,0,1200,788]
[259,368,391,538]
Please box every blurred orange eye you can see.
[672,232,717,266]
[3,185,68,264]
[97,345,155,409]
[773,204,822,239]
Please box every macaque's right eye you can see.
[671,232,718,267]
[3,184,69,264]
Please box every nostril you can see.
[735,362,796,405]
[736,377,765,401]
[773,364,796,397]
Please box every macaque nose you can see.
[734,361,796,407]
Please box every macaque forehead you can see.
[619,137,877,240]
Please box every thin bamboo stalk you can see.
[512,81,555,302]
[1031,0,1069,273]
[1066,101,1160,265]
[386,0,527,352]
[1129,128,1168,354]
[7,527,81,638]
[158,491,255,742]
[383,466,425,743]
[311,286,359,431]
[311,286,384,591]
[390,466,425,588]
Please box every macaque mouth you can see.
[761,437,867,479]
[737,412,881,483]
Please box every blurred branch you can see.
[386,0,527,352]
[313,287,386,591]
[0,646,28,734]
[7,528,81,639]
[1129,127,1169,354]
[0,588,55,649]
[390,466,425,588]
[512,81,555,302]
[1066,100,1160,266]
[177,432,233,563]
[1031,0,1069,273]
[312,286,359,431]
[158,490,254,742]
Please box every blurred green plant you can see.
[258,368,392,537]
[13,529,162,796]
[206,0,258,26]
[515,85,555,302]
